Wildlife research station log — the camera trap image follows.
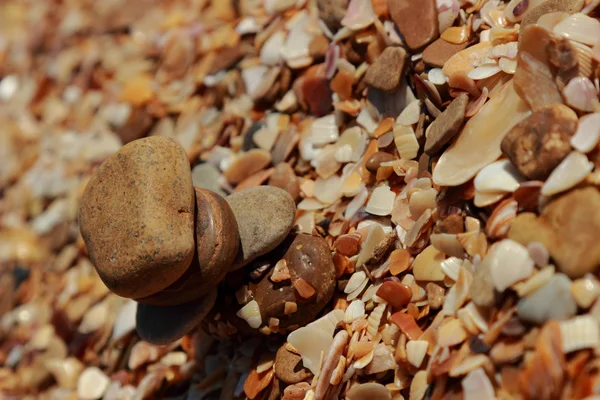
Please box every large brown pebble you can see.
[79,136,195,299]
[422,38,468,68]
[501,104,577,180]
[521,0,584,29]
[424,93,469,155]
[136,289,217,345]
[227,186,296,270]
[269,163,301,202]
[508,187,600,278]
[137,189,239,306]
[251,234,336,330]
[364,46,408,93]
[275,345,313,384]
[388,0,439,51]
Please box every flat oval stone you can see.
[136,289,217,345]
[79,136,195,299]
[136,188,239,306]
[388,0,439,51]
[227,186,296,270]
[251,234,336,330]
[274,344,312,384]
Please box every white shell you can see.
[462,368,496,400]
[112,300,137,342]
[396,100,421,126]
[366,185,397,216]
[430,233,465,258]
[345,271,368,294]
[344,300,366,323]
[440,257,462,281]
[341,0,377,31]
[560,315,600,353]
[260,31,285,66]
[541,151,594,196]
[474,159,524,193]
[467,64,502,80]
[571,113,600,153]
[309,115,339,146]
[486,239,535,292]
[406,340,429,368]
[78,367,110,400]
[236,300,262,329]
[428,68,447,85]
[553,13,600,46]
[394,124,419,160]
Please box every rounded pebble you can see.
[227,186,296,270]
[366,151,395,174]
[79,136,195,299]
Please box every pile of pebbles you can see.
[4,0,600,399]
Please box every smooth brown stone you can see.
[364,46,408,93]
[424,93,469,155]
[293,64,332,117]
[508,188,600,278]
[136,289,217,345]
[376,281,412,310]
[388,0,439,51]
[422,38,468,68]
[251,234,336,330]
[333,233,362,257]
[501,104,577,180]
[366,151,395,173]
[79,136,195,299]
[269,163,301,202]
[274,345,312,384]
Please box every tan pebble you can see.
[224,149,272,185]
[509,187,600,278]
[77,367,110,400]
[426,282,445,309]
[364,47,408,92]
[274,344,312,384]
[79,136,195,299]
[333,233,362,257]
[425,93,469,155]
[571,277,600,308]
[422,38,468,68]
[501,104,577,180]
[388,0,439,51]
[412,245,446,281]
[268,163,300,202]
[365,152,395,174]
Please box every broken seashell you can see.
[498,57,517,74]
[486,239,534,292]
[366,185,397,216]
[428,69,447,86]
[559,315,600,353]
[345,271,369,294]
[309,115,339,146]
[441,25,471,44]
[474,159,524,193]
[541,151,594,196]
[393,125,419,160]
[431,233,465,259]
[78,367,110,400]
[413,245,446,282]
[443,42,493,77]
[486,198,518,239]
[563,76,598,112]
[553,13,600,46]
[570,113,600,153]
[345,300,366,323]
[440,257,462,281]
[237,300,262,329]
[367,303,386,338]
[513,265,555,297]
[571,276,600,308]
[341,0,377,31]
[467,64,502,80]
[462,368,496,400]
[396,100,421,126]
[406,340,429,368]
[409,370,429,400]
[346,382,391,400]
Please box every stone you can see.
[470,257,497,308]
[508,187,600,278]
[274,345,312,384]
[79,136,195,299]
[521,0,585,29]
[293,64,332,117]
[517,274,577,324]
[412,245,445,281]
[365,151,395,174]
[424,93,469,155]
[251,234,336,330]
[364,46,408,93]
[136,289,217,345]
[501,104,578,180]
[422,38,468,68]
[269,163,301,202]
[388,0,439,51]
[434,214,464,234]
[227,186,296,269]
[77,367,110,400]
[223,149,272,185]
[191,163,226,197]
[317,0,349,31]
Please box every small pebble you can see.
[269,163,301,202]
[364,47,408,93]
[251,234,336,330]
[424,93,469,155]
[136,289,217,345]
[274,345,313,384]
[334,233,362,257]
[77,367,110,400]
[227,186,296,270]
[422,38,468,68]
[412,245,445,281]
[388,0,439,51]
[517,273,577,324]
[365,152,395,174]
[79,136,195,299]
[501,104,577,180]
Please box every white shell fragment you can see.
[570,113,600,153]
[366,185,397,216]
[553,13,600,46]
[467,64,502,80]
[462,368,496,400]
[541,151,594,196]
[112,300,137,342]
[559,315,600,353]
[345,300,366,323]
[236,300,262,329]
[406,340,429,368]
[474,159,524,193]
[309,115,340,146]
[345,271,368,294]
[396,100,421,126]
[486,239,534,292]
[78,367,110,400]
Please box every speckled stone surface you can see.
[79,136,195,299]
